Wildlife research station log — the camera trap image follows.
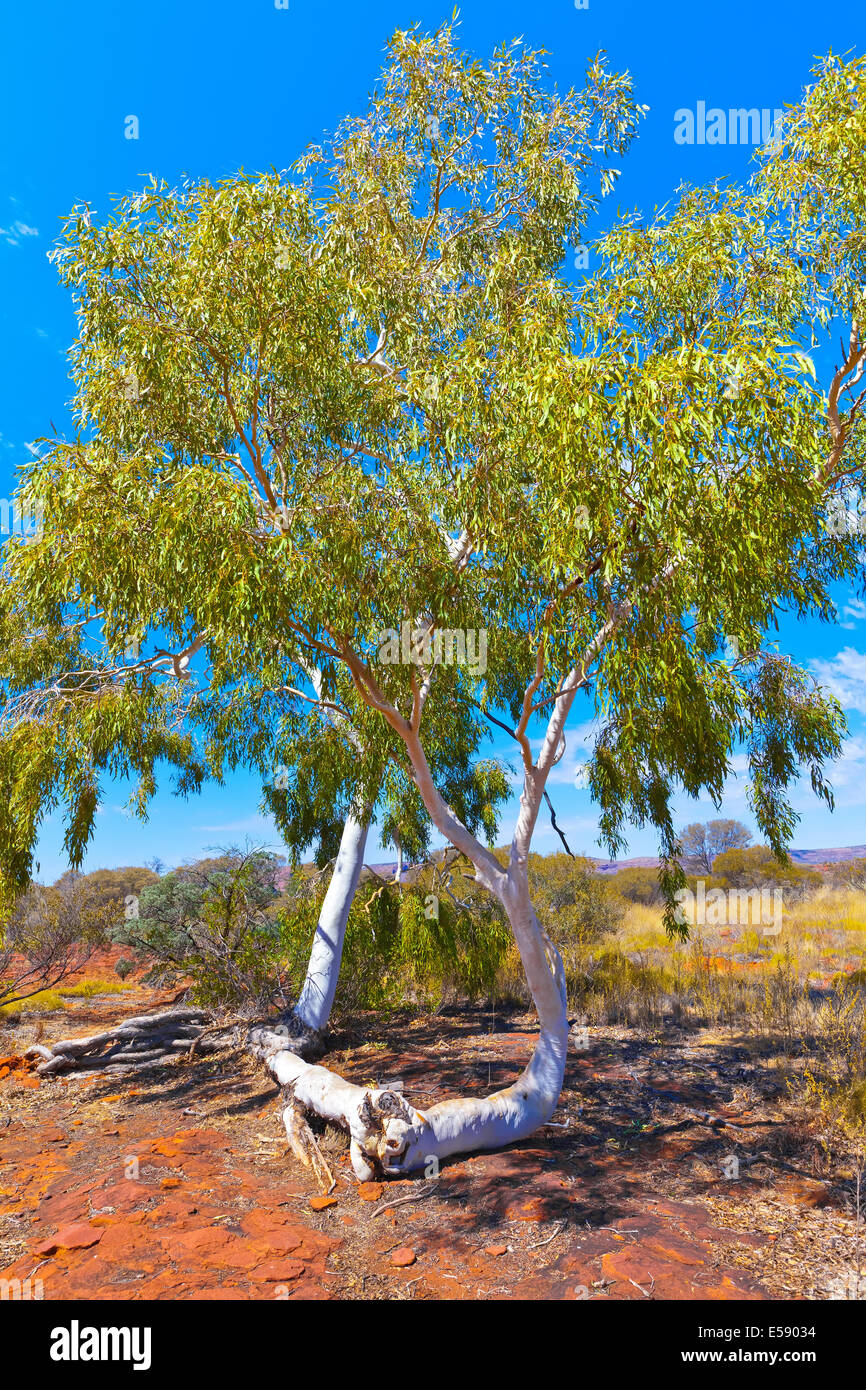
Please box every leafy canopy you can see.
[1,32,864,945]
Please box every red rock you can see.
[238,1210,299,1241]
[278,1278,333,1300]
[504,1196,549,1222]
[194,1288,249,1300]
[94,1222,163,1264]
[4,1053,34,1070]
[35,1190,91,1226]
[249,1259,306,1282]
[208,1237,276,1270]
[169,1227,235,1257]
[601,1245,683,1297]
[486,1244,508,1256]
[358,1182,384,1202]
[702,1273,767,1301]
[390,1247,417,1267]
[643,1233,706,1266]
[776,1176,832,1208]
[94,1179,152,1209]
[309,1195,337,1211]
[54,1222,104,1251]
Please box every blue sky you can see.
[1,0,865,878]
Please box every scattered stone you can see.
[390,1246,417,1267]
[358,1182,384,1202]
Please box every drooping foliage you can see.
[0,30,863,957]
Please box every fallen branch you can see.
[24,1008,210,1075]
[372,1180,441,1217]
[628,1274,655,1298]
[527,1221,565,1250]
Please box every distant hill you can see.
[272,845,866,889]
[587,846,866,874]
[588,856,662,876]
[788,845,866,867]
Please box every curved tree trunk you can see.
[26,637,586,1185]
[250,862,569,1184]
[247,620,595,1186]
[26,858,569,1183]
[292,806,371,1032]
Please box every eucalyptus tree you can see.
[0,47,508,1054]
[8,29,864,1187]
[1,22,613,1108]
[253,44,864,1182]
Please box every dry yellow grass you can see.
[492,885,866,1038]
[0,989,68,1018]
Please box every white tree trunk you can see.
[30,620,607,1184]
[394,833,403,886]
[252,850,569,1183]
[250,615,610,1184]
[293,806,371,1033]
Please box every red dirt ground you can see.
[1,979,862,1300]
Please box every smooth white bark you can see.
[253,869,568,1181]
[293,806,371,1032]
[255,609,610,1181]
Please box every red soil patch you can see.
[0,991,860,1300]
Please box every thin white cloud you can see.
[810,647,866,715]
[839,595,866,630]
[826,737,866,789]
[0,220,39,247]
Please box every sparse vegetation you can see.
[57,978,128,998]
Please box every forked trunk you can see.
[251,860,569,1183]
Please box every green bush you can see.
[528,853,626,948]
[711,845,822,897]
[111,849,287,1012]
[609,866,665,905]
[276,877,510,1015]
